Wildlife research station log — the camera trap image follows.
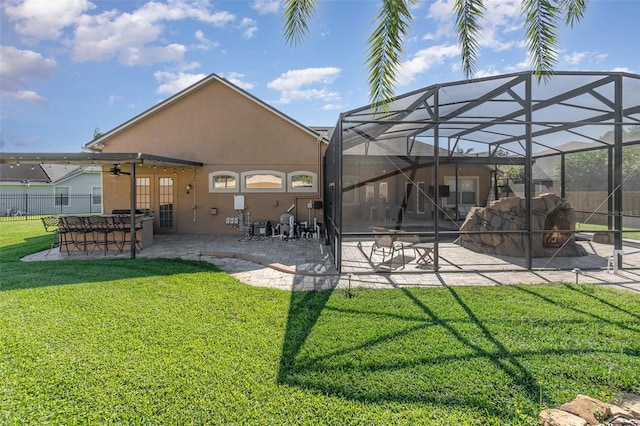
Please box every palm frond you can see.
[366,0,416,113]
[454,0,485,80]
[283,0,320,46]
[558,0,588,27]
[522,0,560,82]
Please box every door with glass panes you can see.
[136,176,176,234]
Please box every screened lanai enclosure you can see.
[323,71,640,274]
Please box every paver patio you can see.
[22,234,640,293]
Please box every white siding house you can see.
[0,164,102,216]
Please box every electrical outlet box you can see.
[234,195,245,210]
[210,208,217,215]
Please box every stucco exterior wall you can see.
[99,78,325,235]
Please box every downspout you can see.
[293,133,324,222]
[192,169,197,223]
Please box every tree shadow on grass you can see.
[276,281,543,419]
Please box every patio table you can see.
[413,243,434,264]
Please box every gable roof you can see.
[0,164,100,184]
[85,73,327,151]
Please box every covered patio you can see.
[0,152,203,258]
[324,71,640,273]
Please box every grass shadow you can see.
[561,282,640,321]
[276,281,640,421]
[511,284,640,334]
[277,279,334,384]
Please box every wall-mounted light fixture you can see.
[186,183,192,194]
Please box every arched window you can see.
[288,171,317,192]
[241,170,286,192]
[209,171,239,193]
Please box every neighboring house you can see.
[84,73,327,235]
[0,164,102,216]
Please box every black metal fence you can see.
[0,194,100,221]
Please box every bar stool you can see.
[87,216,117,255]
[60,215,91,254]
[41,216,68,256]
[113,215,143,253]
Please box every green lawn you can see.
[576,222,640,241]
[1,221,639,425]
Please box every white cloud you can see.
[154,70,207,95]
[426,0,522,51]
[268,67,340,91]
[220,72,255,90]
[594,53,608,63]
[108,95,121,105]
[0,46,56,104]
[70,1,235,64]
[238,17,258,39]
[322,103,345,111]
[474,67,502,78]
[251,0,280,15]
[3,0,95,41]
[268,67,342,104]
[397,44,459,85]
[194,30,220,50]
[563,51,588,66]
[8,90,48,105]
[119,44,187,66]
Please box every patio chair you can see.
[41,216,68,256]
[369,226,406,269]
[59,215,91,254]
[113,215,143,253]
[87,215,117,255]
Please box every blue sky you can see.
[1,0,639,153]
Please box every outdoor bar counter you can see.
[58,214,154,253]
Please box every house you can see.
[0,164,101,216]
[83,74,327,235]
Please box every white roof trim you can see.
[85,73,326,151]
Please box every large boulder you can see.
[455,194,587,258]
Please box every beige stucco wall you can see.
[100,79,325,235]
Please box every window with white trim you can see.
[241,170,285,192]
[54,186,69,206]
[91,186,101,205]
[288,171,317,192]
[209,171,239,193]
